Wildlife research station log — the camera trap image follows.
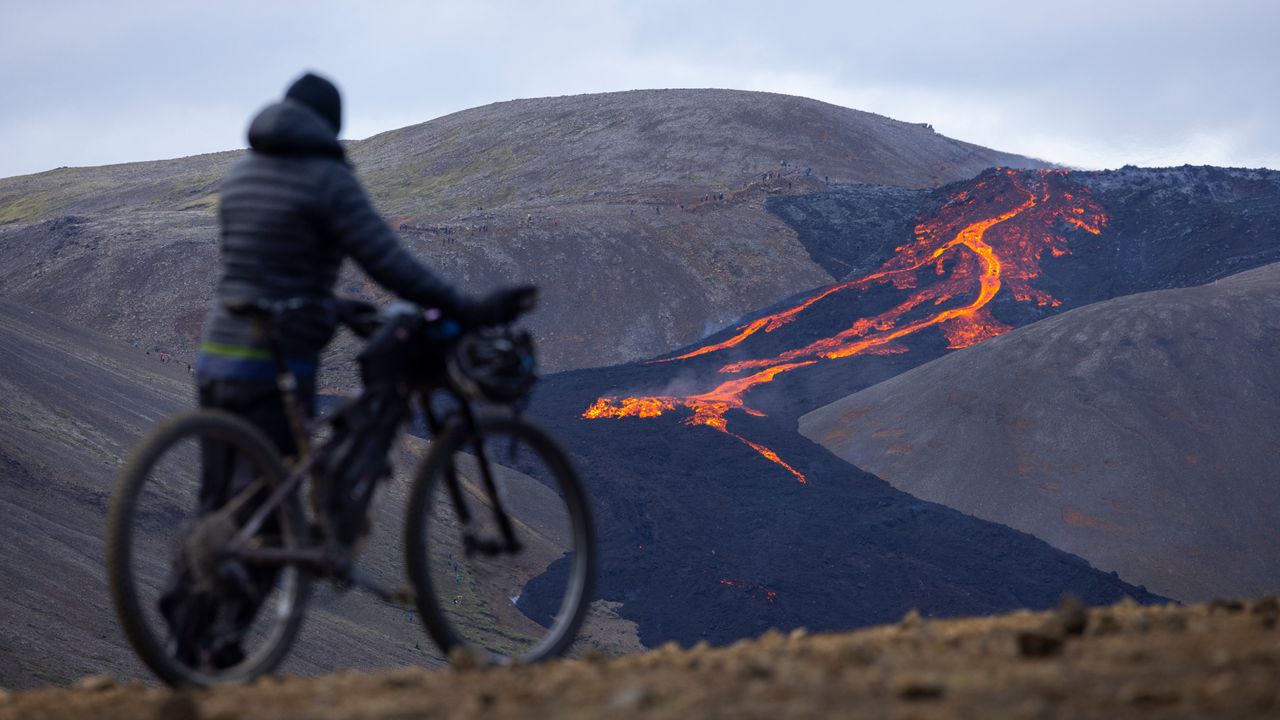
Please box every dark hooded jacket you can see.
[197,99,468,380]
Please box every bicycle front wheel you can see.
[405,413,595,664]
[105,409,310,687]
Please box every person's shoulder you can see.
[220,153,348,205]
[318,165,361,210]
[315,158,366,195]
[245,149,347,175]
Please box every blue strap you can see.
[196,352,318,381]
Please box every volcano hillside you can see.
[0,89,1048,384]
[5,162,1280,685]
[799,260,1280,602]
[0,90,1059,688]
[3,88,1279,690]
[529,166,1280,647]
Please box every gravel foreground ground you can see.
[3,597,1276,720]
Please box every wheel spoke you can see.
[106,410,310,687]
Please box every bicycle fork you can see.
[424,400,522,557]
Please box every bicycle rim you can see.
[407,415,594,664]
[106,410,309,687]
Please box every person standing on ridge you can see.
[165,71,525,669]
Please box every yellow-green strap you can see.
[199,342,273,360]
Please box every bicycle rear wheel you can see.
[405,413,594,664]
[105,409,311,687]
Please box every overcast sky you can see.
[2,1,1277,179]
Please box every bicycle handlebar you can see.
[224,288,537,341]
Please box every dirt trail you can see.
[4,598,1276,719]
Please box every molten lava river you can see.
[583,169,1107,483]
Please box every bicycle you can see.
[105,292,595,687]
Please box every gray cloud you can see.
[2,0,1277,178]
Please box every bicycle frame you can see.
[108,290,587,685]
[221,307,522,581]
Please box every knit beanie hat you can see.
[285,72,342,134]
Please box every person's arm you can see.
[322,164,471,315]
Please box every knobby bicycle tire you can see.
[105,409,311,687]
[404,413,595,664]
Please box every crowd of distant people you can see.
[646,160,834,214]
[143,347,195,375]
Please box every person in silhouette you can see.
[165,71,526,670]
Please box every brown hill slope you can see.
[0,89,1049,379]
[5,597,1277,719]
[0,298,192,686]
[799,262,1280,602]
[350,89,1047,212]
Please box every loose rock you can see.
[899,609,923,630]
[1210,598,1246,614]
[610,683,652,709]
[1054,594,1088,636]
[894,676,945,700]
[1018,630,1064,658]
[448,646,478,671]
[73,674,116,692]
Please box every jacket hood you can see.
[247,99,346,161]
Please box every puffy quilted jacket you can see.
[197,99,468,380]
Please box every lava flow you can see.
[583,169,1107,483]
[719,578,779,604]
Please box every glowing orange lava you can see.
[720,578,778,604]
[583,169,1107,483]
